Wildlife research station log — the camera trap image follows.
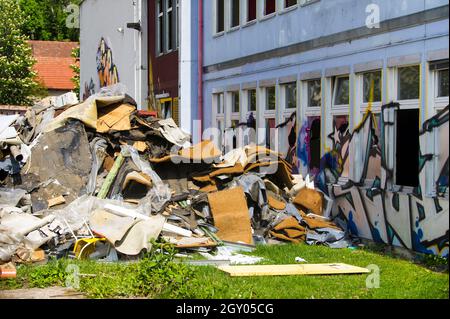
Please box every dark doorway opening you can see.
[309,118,321,172]
[395,108,420,188]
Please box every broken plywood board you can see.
[207,187,253,245]
[218,263,370,277]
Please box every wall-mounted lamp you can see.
[127,22,141,32]
[117,27,124,33]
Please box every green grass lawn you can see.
[1,243,448,299]
[193,244,449,299]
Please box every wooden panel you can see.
[218,264,370,277]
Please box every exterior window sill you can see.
[260,12,276,22]
[243,20,257,28]
[228,26,241,33]
[213,31,225,38]
[279,5,298,15]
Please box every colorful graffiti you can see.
[96,38,119,88]
[83,78,96,100]
[309,103,449,256]
[277,112,298,173]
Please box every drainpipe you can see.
[198,0,204,137]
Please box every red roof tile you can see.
[28,41,79,90]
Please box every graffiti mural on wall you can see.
[83,78,96,100]
[277,112,298,173]
[96,38,119,88]
[308,103,449,256]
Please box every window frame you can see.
[300,78,323,176]
[395,64,421,108]
[156,0,178,55]
[282,0,298,11]
[214,0,226,36]
[258,85,278,150]
[384,65,421,192]
[262,0,277,18]
[331,75,350,115]
[229,0,241,30]
[245,0,258,24]
[359,70,383,110]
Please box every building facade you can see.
[79,0,449,256]
[202,0,449,256]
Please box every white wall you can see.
[80,0,148,109]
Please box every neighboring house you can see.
[79,0,449,256]
[29,40,78,96]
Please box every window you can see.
[284,82,297,109]
[157,0,164,54]
[213,93,225,149]
[216,0,225,33]
[231,0,240,28]
[284,0,298,9]
[264,0,276,15]
[307,79,321,107]
[157,0,178,54]
[437,68,449,97]
[303,78,322,175]
[262,86,277,150]
[333,76,350,106]
[231,91,240,113]
[248,89,257,112]
[395,109,420,187]
[363,71,382,103]
[176,0,180,48]
[266,86,276,110]
[247,0,257,22]
[167,0,174,51]
[398,66,420,100]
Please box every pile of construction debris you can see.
[0,85,353,276]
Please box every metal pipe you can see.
[10,145,23,162]
[197,0,204,137]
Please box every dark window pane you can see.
[398,66,420,100]
[438,69,449,97]
[231,0,240,27]
[265,0,276,15]
[266,87,276,110]
[158,16,164,53]
[308,117,321,172]
[248,0,257,21]
[307,79,321,107]
[265,118,276,148]
[232,92,240,113]
[334,77,350,106]
[333,115,349,135]
[217,0,225,32]
[248,89,256,111]
[363,71,382,103]
[285,0,297,8]
[285,82,297,109]
[168,10,173,51]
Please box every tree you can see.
[70,46,80,98]
[19,0,81,41]
[0,0,40,105]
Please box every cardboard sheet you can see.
[218,263,371,277]
[97,103,135,133]
[207,187,253,245]
[294,188,323,215]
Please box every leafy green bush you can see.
[29,259,68,288]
